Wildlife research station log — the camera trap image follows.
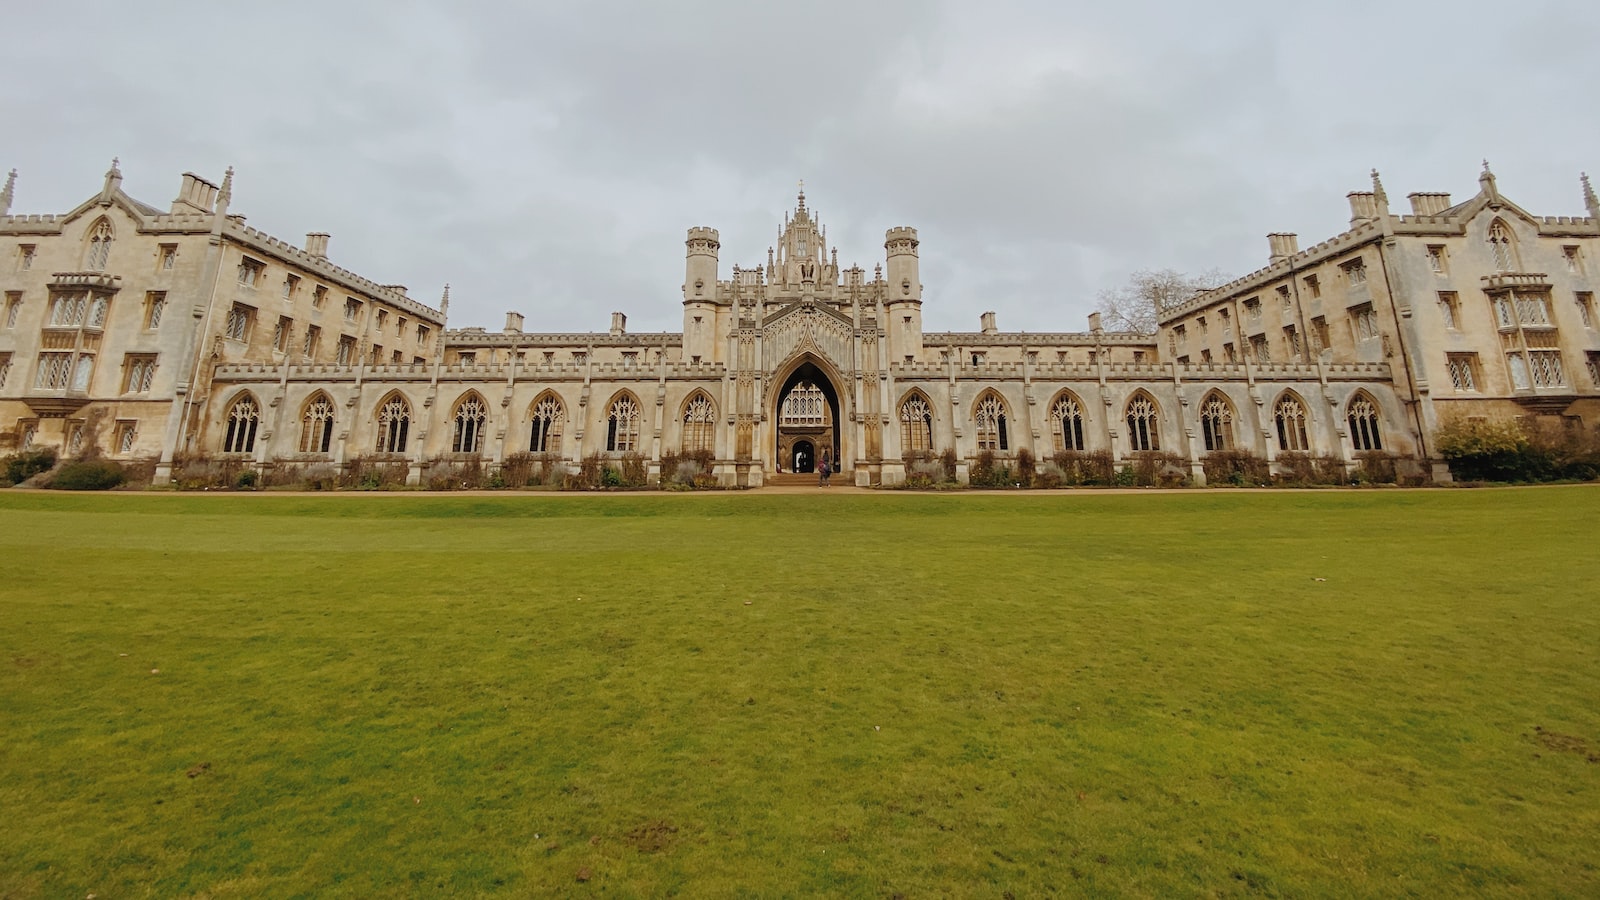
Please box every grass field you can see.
[2,488,1598,898]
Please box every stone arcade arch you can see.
[772,355,844,475]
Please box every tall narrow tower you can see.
[683,226,720,362]
[884,226,923,362]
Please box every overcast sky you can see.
[5,1,1598,334]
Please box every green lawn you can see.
[2,488,1598,898]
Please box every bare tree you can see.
[1094,268,1229,334]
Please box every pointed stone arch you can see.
[85,217,114,271]
[1347,390,1383,452]
[1199,390,1236,452]
[898,388,934,455]
[222,390,260,454]
[680,390,717,454]
[770,351,846,472]
[374,390,413,454]
[1488,217,1520,272]
[604,390,643,453]
[1048,390,1087,452]
[450,391,489,454]
[1124,390,1161,452]
[972,389,1010,452]
[1273,390,1311,452]
[299,391,336,454]
[527,390,566,454]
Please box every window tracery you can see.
[376,394,411,454]
[300,393,335,454]
[682,393,715,453]
[607,394,641,452]
[452,394,487,454]
[529,394,564,454]
[1125,394,1160,452]
[1050,393,1085,452]
[900,394,933,454]
[1275,394,1311,452]
[1200,392,1234,452]
[975,392,1009,452]
[223,394,259,454]
[1347,393,1382,452]
[781,383,827,426]
[86,219,113,271]
[1488,220,1517,272]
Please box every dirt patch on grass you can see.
[624,821,679,853]
[1530,726,1600,762]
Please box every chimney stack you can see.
[1407,192,1453,216]
[306,232,330,259]
[1268,233,1299,264]
[1088,312,1103,333]
[610,312,627,336]
[505,311,524,333]
[171,172,219,214]
[980,310,997,334]
[1347,192,1377,225]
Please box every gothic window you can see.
[900,393,933,454]
[223,394,259,454]
[50,293,88,327]
[1274,393,1310,452]
[682,393,716,453]
[224,303,253,341]
[781,383,827,426]
[974,391,1009,452]
[299,393,335,454]
[376,394,411,454]
[122,354,158,393]
[529,394,564,453]
[1049,392,1085,452]
[1200,392,1234,452]
[85,219,113,271]
[1446,353,1479,391]
[452,394,487,454]
[1488,220,1517,272]
[606,394,641,453]
[1347,393,1382,452]
[1125,394,1160,452]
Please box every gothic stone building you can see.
[1,162,1597,487]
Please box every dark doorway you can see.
[792,440,814,474]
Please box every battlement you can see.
[222,219,443,322]
[884,226,919,255]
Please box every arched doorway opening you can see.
[775,360,841,474]
[792,440,815,474]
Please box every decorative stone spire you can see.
[0,169,14,216]
[1371,169,1389,211]
[440,283,451,315]
[216,165,234,214]
[1479,159,1499,202]
[103,157,123,197]
[1582,172,1598,220]
[797,178,806,213]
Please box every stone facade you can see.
[2,163,1595,486]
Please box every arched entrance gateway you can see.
[775,360,841,475]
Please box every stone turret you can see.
[683,226,720,362]
[885,226,923,362]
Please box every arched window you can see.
[1348,393,1383,452]
[1050,392,1086,452]
[1200,392,1235,452]
[1125,393,1160,452]
[606,394,641,452]
[1275,393,1311,452]
[451,394,487,454]
[299,393,335,454]
[223,394,259,454]
[528,394,564,453]
[376,393,411,454]
[682,392,716,453]
[974,391,1009,451]
[900,393,933,454]
[1488,220,1518,272]
[781,383,827,426]
[85,219,113,271]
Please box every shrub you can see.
[940,448,958,482]
[662,448,719,490]
[1052,450,1115,486]
[1434,416,1600,483]
[342,456,410,490]
[171,453,252,491]
[425,456,486,491]
[262,461,339,490]
[1202,450,1269,486]
[1354,451,1399,485]
[501,452,566,488]
[1273,452,1346,486]
[969,450,1015,488]
[1131,451,1188,488]
[1016,448,1036,485]
[904,458,948,488]
[48,459,126,491]
[2,448,57,486]
[1031,462,1064,489]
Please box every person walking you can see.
[819,449,831,487]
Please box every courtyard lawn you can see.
[1,488,1598,898]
